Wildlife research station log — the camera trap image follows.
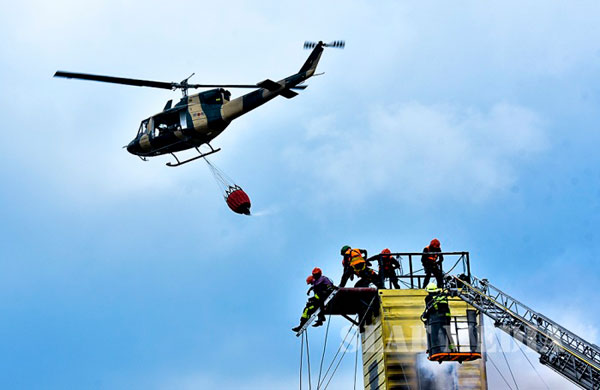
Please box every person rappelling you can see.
[292,268,336,332]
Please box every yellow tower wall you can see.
[362,289,487,390]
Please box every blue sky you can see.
[1,1,599,388]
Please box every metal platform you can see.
[295,288,380,336]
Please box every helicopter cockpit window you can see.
[138,120,149,136]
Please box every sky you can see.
[1,0,599,388]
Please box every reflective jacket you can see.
[342,248,367,268]
[347,248,367,274]
[380,254,400,272]
[421,245,443,266]
[423,292,450,319]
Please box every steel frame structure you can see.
[452,275,600,389]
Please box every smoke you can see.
[416,353,458,390]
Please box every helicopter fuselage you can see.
[126,51,322,160]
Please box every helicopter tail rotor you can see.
[303,40,345,49]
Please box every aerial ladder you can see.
[449,274,600,390]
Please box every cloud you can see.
[284,101,547,206]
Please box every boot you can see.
[312,315,326,327]
[292,318,308,332]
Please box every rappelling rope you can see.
[322,322,362,390]
[487,352,514,390]
[317,316,357,389]
[320,295,377,390]
[317,314,332,387]
[353,331,359,390]
[306,330,312,389]
[299,333,304,390]
[512,335,550,390]
[495,327,520,390]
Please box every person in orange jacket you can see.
[347,248,383,289]
[421,238,444,288]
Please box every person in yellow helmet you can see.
[422,282,455,354]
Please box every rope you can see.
[322,323,361,390]
[487,352,514,390]
[495,330,520,390]
[512,335,550,390]
[306,330,312,389]
[318,318,356,388]
[321,295,377,390]
[443,254,465,276]
[353,331,359,390]
[203,156,236,193]
[299,333,304,390]
[317,314,332,387]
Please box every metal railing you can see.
[373,251,471,289]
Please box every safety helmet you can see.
[312,267,322,278]
[381,248,391,255]
[430,238,441,248]
[340,245,351,255]
[426,282,440,293]
[306,275,315,285]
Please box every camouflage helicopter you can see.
[54,40,344,167]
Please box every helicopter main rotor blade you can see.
[54,71,175,90]
[54,71,308,91]
[185,83,307,90]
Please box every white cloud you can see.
[285,102,547,206]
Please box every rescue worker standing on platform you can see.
[292,268,335,332]
[339,245,366,287]
[422,282,455,354]
[347,248,384,289]
[421,238,444,289]
[378,248,401,289]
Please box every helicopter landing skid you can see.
[166,146,221,167]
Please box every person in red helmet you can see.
[378,248,401,289]
[421,238,444,289]
[292,269,335,332]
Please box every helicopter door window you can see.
[179,111,188,129]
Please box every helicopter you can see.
[54,40,344,167]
